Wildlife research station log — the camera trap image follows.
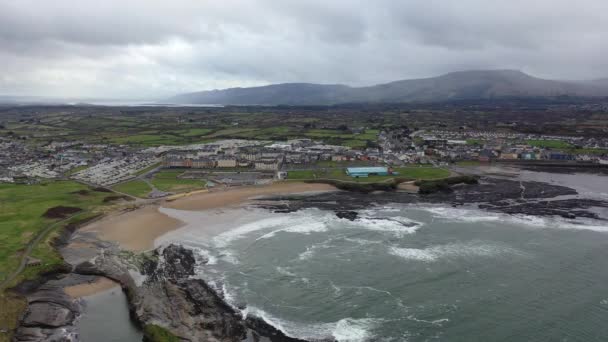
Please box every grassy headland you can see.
[0,181,112,341]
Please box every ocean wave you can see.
[424,207,503,223]
[213,216,297,247]
[243,306,379,341]
[257,221,328,240]
[389,241,527,262]
[349,216,423,236]
[421,206,608,233]
[190,246,217,265]
[276,266,297,277]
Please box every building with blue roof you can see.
[345,167,393,178]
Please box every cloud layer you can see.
[1,0,607,98]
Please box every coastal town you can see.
[1,125,607,195]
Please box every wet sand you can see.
[64,277,118,298]
[166,182,336,211]
[80,182,336,252]
[81,205,185,252]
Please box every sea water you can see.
[76,286,142,341]
[160,203,608,342]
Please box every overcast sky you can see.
[1,0,607,99]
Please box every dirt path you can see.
[0,212,85,290]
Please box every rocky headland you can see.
[10,175,608,342]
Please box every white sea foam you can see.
[192,247,217,265]
[244,306,379,341]
[298,247,316,261]
[213,216,295,247]
[257,221,328,240]
[276,266,297,277]
[389,241,526,262]
[425,207,502,222]
[421,206,608,233]
[350,216,422,236]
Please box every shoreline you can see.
[81,182,336,253]
[14,173,608,341]
[165,182,337,211]
[64,276,119,298]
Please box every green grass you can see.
[564,148,608,155]
[0,181,108,285]
[134,162,161,176]
[176,128,213,137]
[0,181,109,339]
[525,139,572,148]
[466,139,483,146]
[150,170,206,193]
[455,160,481,166]
[287,166,449,183]
[286,170,317,180]
[143,324,180,342]
[341,139,368,148]
[394,167,450,179]
[110,134,183,146]
[112,180,152,198]
[0,293,26,342]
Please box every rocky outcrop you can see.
[335,211,358,221]
[72,244,318,342]
[13,284,79,342]
[256,177,608,220]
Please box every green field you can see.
[466,139,484,146]
[0,181,109,285]
[564,148,608,155]
[455,160,481,166]
[525,139,572,148]
[0,181,110,339]
[134,162,161,176]
[150,170,206,193]
[287,166,449,183]
[112,180,152,198]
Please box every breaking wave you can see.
[389,241,527,262]
[243,306,380,342]
[422,206,608,233]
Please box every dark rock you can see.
[14,284,79,342]
[561,212,576,219]
[335,211,358,221]
[246,316,319,342]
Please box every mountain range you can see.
[168,70,608,105]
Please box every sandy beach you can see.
[80,182,336,252]
[81,205,185,252]
[165,182,336,211]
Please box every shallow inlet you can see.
[76,285,142,341]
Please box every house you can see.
[499,152,519,160]
[255,159,281,171]
[192,158,215,169]
[163,157,189,168]
[217,158,237,168]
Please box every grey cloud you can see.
[0,0,606,98]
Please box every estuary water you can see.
[159,202,608,342]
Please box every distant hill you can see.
[168,70,608,105]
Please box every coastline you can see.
[80,205,185,252]
[165,182,337,211]
[12,174,608,341]
[81,182,337,253]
